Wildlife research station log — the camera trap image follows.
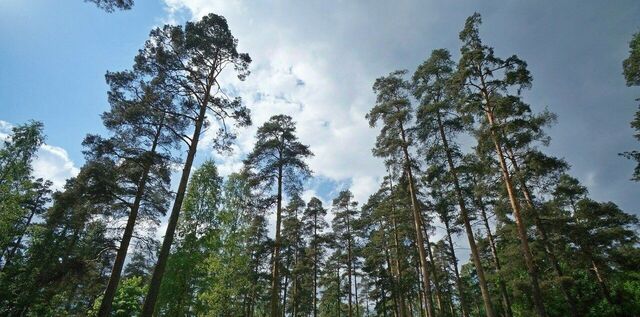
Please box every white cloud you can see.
[32,144,80,190]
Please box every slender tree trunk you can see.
[414,254,426,317]
[435,110,495,317]
[590,258,614,305]
[282,269,289,317]
[443,268,457,317]
[481,91,546,317]
[292,249,298,317]
[141,88,210,316]
[270,161,284,317]
[337,267,342,317]
[347,214,354,317]
[422,224,444,315]
[99,121,163,317]
[250,262,259,317]
[2,201,39,270]
[365,285,370,317]
[313,214,319,317]
[443,218,469,317]
[355,273,360,317]
[398,121,435,317]
[504,147,579,317]
[381,221,401,317]
[476,195,513,317]
[388,175,407,317]
[391,218,406,317]
[381,277,388,317]
[408,298,415,317]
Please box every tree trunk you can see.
[435,110,495,317]
[505,147,579,317]
[414,254,426,317]
[443,218,469,317]
[591,258,614,306]
[347,214,354,317]
[282,268,289,317]
[388,175,407,317]
[422,223,444,315]
[313,213,319,317]
[391,218,407,317]
[380,220,401,317]
[141,91,209,316]
[337,267,342,317]
[398,121,435,317]
[481,93,546,317]
[270,161,284,317]
[292,250,298,317]
[99,121,163,317]
[381,277,388,317]
[355,273,360,317]
[476,195,513,317]
[2,200,39,270]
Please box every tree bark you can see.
[388,175,407,317]
[398,120,435,317]
[355,273,360,317]
[476,195,513,317]
[347,212,354,317]
[443,217,470,317]
[141,85,210,316]
[313,212,319,317]
[422,223,444,315]
[380,220,402,317]
[505,147,579,317]
[590,258,614,306]
[282,267,289,317]
[481,89,546,317]
[270,161,284,317]
[99,120,163,317]
[435,110,495,317]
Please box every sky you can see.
[1,1,639,245]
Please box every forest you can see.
[1,1,639,317]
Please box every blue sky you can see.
[1,0,166,163]
[1,0,639,223]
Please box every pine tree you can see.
[454,13,547,317]
[133,13,252,315]
[414,48,494,317]
[332,189,359,317]
[92,68,184,317]
[303,197,329,317]
[244,114,313,317]
[281,195,307,316]
[367,70,436,317]
[463,152,514,317]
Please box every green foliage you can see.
[621,32,640,181]
[90,276,147,316]
[623,32,640,87]
[0,121,45,259]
